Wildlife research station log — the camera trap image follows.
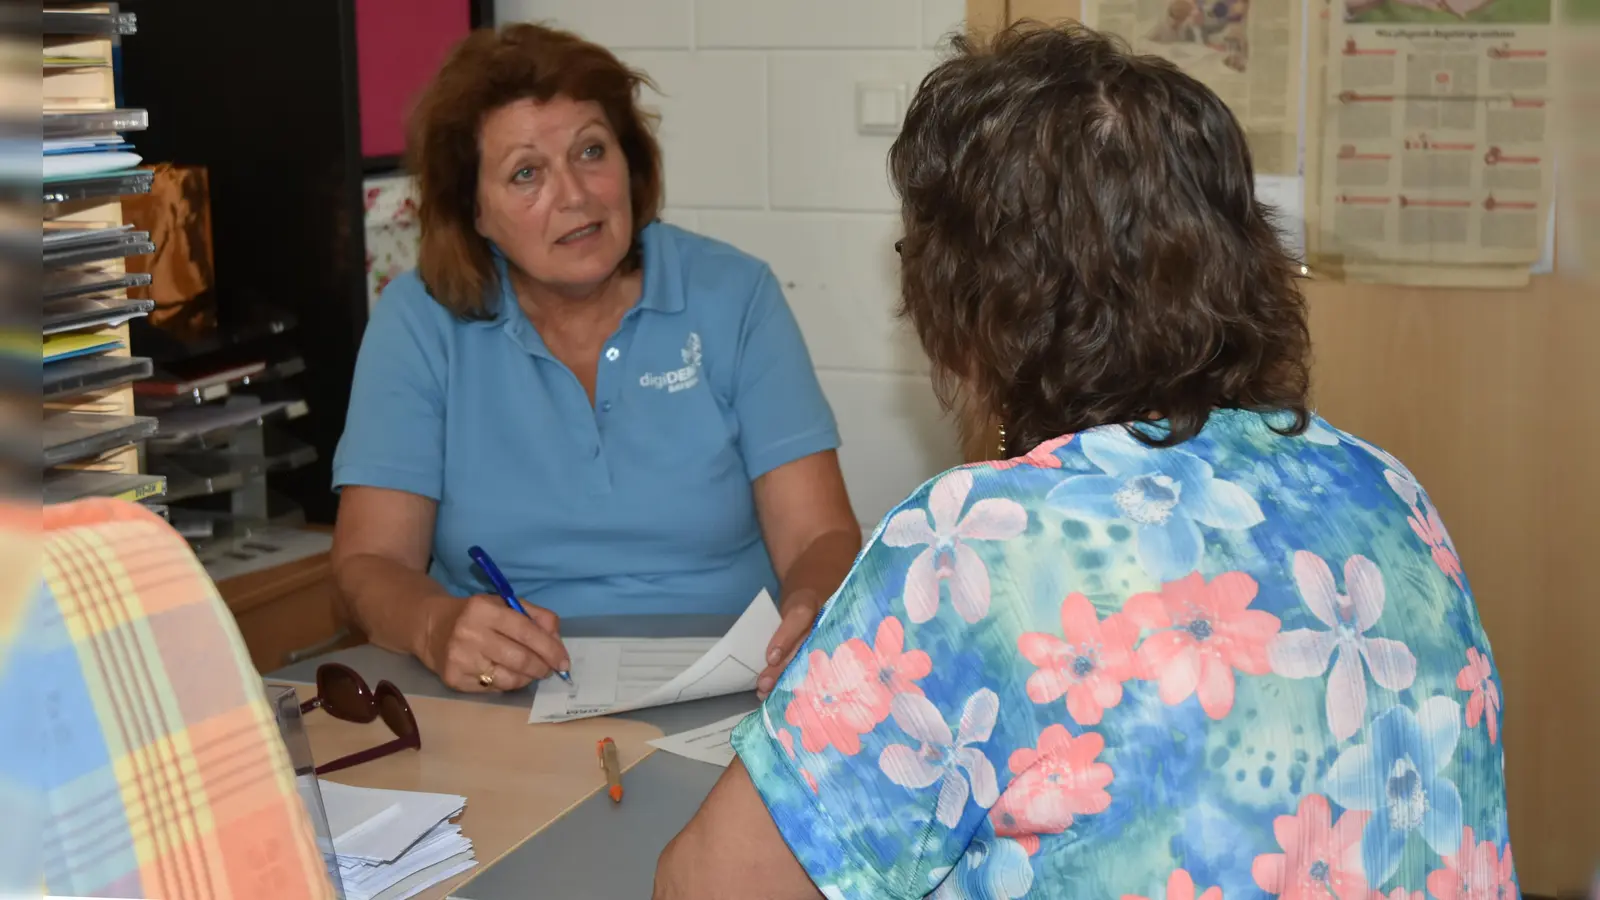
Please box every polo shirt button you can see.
[601,400,613,412]
[605,347,620,361]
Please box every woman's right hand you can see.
[420,594,570,693]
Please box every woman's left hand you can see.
[757,588,823,699]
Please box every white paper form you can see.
[528,590,780,724]
[646,712,753,767]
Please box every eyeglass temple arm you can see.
[312,731,422,776]
[299,696,325,714]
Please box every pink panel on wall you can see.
[356,0,471,158]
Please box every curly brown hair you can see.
[888,22,1310,453]
[408,24,663,319]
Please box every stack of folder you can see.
[318,781,476,900]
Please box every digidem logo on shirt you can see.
[639,332,702,393]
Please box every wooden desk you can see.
[297,687,665,900]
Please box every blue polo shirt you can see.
[332,222,840,618]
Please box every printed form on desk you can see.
[528,589,779,724]
[647,712,753,767]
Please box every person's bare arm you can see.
[654,760,823,900]
[751,450,861,697]
[331,486,449,657]
[332,485,568,692]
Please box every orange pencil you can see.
[597,737,624,802]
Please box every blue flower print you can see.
[929,837,1035,900]
[1303,418,1341,445]
[1046,429,1265,581]
[1323,695,1465,885]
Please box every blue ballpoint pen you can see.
[468,545,573,685]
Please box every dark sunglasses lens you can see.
[319,665,375,723]
[894,239,904,255]
[376,684,418,743]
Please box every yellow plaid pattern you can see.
[0,499,335,899]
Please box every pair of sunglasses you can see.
[299,663,421,775]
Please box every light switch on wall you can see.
[855,82,908,136]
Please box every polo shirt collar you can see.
[479,220,684,332]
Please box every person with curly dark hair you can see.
[656,22,1512,900]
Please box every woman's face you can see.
[474,96,633,296]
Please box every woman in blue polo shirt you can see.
[329,25,861,695]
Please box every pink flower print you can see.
[990,434,1075,470]
[1410,502,1465,589]
[883,469,1028,624]
[1455,648,1500,744]
[1125,571,1282,719]
[1251,794,1370,900]
[784,641,891,756]
[870,617,932,697]
[364,186,380,211]
[801,768,820,793]
[879,689,1000,828]
[990,726,1113,854]
[1268,552,1418,742]
[1123,869,1223,900]
[1017,593,1140,725]
[763,703,799,760]
[1426,827,1515,900]
[1383,469,1465,590]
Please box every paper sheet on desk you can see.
[528,590,779,724]
[646,712,752,767]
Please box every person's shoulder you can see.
[651,220,771,274]
[374,269,445,316]
[648,221,775,306]
[367,270,460,340]
[872,449,1066,551]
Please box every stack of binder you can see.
[43,8,145,188]
[39,2,165,509]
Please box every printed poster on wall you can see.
[1314,0,1557,269]
[1082,0,1307,176]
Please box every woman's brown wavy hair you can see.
[889,22,1310,454]
[408,23,663,319]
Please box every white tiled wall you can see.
[497,0,968,530]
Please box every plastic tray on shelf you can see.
[43,169,154,205]
[150,433,318,500]
[43,109,148,140]
[41,412,157,467]
[43,9,137,35]
[43,353,153,400]
[144,397,307,451]
[135,357,307,407]
[43,232,155,269]
[160,464,247,504]
[43,469,166,504]
[44,296,155,335]
[44,270,152,302]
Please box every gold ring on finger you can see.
[478,668,496,687]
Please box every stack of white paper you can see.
[318,781,476,900]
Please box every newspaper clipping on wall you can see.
[1314,0,1556,270]
[1084,0,1305,176]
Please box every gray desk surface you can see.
[268,614,759,899]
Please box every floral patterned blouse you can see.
[730,409,1513,900]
